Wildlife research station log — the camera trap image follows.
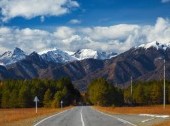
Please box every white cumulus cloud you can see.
[0,0,79,22]
[69,19,81,24]
[82,24,139,41]
[161,0,170,3]
[54,26,75,39]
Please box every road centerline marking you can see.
[80,107,85,126]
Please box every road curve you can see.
[34,106,169,126]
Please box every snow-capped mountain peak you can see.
[73,49,98,60]
[38,48,57,55]
[0,47,26,66]
[73,49,117,60]
[0,48,117,66]
[0,51,12,59]
[40,48,77,63]
[39,48,117,63]
[138,41,170,50]
[13,47,26,56]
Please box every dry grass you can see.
[94,105,170,115]
[154,120,170,126]
[0,106,72,126]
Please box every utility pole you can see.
[130,76,133,105]
[131,76,133,96]
[116,82,118,87]
[163,59,166,109]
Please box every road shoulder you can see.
[5,107,73,126]
[93,106,170,126]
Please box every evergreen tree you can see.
[1,89,10,108]
[150,84,162,104]
[43,89,52,107]
[87,78,121,106]
[9,89,18,108]
[52,91,64,108]
[133,84,146,105]
[18,85,31,108]
[168,85,170,104]
[0,84,2,106]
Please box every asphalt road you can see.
[34,106,169,126]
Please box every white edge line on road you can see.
[34,109,70,126]
[80,107,85,126]
[139,114,170,118]
[141,118,155,123]
[91,107,137,126]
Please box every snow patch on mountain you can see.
[138,41,170,50]
[73,49,117,60]
[38,48,56,55]
[64,51,75,56]
[73,49,98,60]
[0,62,5,66]
[40,49,77,63]
[0,51,12,59]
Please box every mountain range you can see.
[0,41,170,91]
[0,48,117,66]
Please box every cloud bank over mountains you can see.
[0,17,170,54]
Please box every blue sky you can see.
[1,0,170,29]
[0,0,170,53]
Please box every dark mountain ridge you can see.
[0,41,170,91]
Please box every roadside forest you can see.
[0,78,81,108]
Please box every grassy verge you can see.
[94,105,170,126]
[154,120,170,126]
[94,105,170,115]
[0,106,73,126]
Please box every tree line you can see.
[0,77,169,108]
[0,78,81,108]
[86,78,170,106]
[124,80,170,105]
